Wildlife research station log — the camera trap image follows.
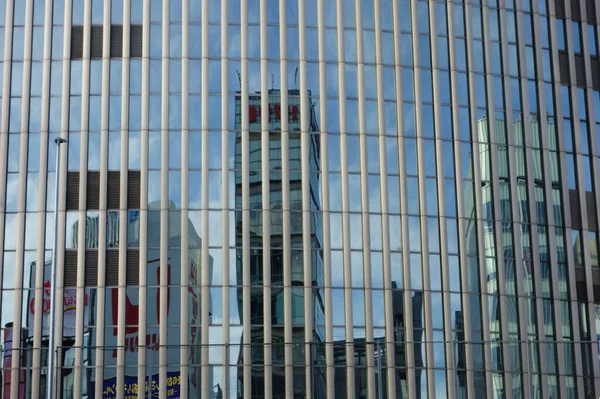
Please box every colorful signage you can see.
[91,372,181,399]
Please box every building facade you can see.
[0,0,600,398]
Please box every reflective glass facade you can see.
[1,0,600,398]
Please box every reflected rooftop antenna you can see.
[271,73,274,90]
[294,67,298,90]
[236,70,241,90]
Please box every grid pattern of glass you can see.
[1,0,600,398]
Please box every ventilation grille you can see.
[86,171,100,210]
[130,25,143,58]
[110,25,123,58]
[64,250,78,287]
[70,26,84,59]
[64,249,139,287]
[66,171,140,210]
[128,171,141,209]
[569,190,598,232]
[107,171,121,209]
[575,265,600,302]
[70,24,142,59]
[66,172,80,211]
[127,249,140,285]
[90,25,103,58]
[106,250,119,286]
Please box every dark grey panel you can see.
[64,250,78,287]
[105,249,119,286]
[130,25,143,58]
[86,171,100,210]
[592,57,600,90]
[110,25,123,58]
[587,191,598,232]
[70,26,84,60]
[571,0,581,21]
[126,249,139,286]
[559,51,570,85]
[127,171,141,209]
[107,171,121,209]
[85,249,98,286]
[587,0,597,23]
[574,54,586,87]
[90,25,103,59]
[66,172,80,211]
[554,0,566,19]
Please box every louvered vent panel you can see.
[70,26,84,59]
[64,251,78,288]
[90,25,103,59]
[128,171,141,209]
[574,54,586,87]
[127,249,140,286]
[555,0,566,18]
[107,171,121,209]
[87,171,100,210]
[588,0,597,24]
[571,0,581,20]
[592,58,600,91]
[66,172,80,211]
[85,250,98,286]
[130,25,143,58]
[569,190,582,229]
[558,52,570,86]
[110,25,123,58]
[105,250,119,286]
[587,191,599,232]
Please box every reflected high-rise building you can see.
[234,89,325,397]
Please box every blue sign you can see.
[92,372,181,399]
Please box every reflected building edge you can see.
[234,89,326,397]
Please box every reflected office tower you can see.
[234,89,325,397]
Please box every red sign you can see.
[248,104,300,123]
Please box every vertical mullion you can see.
[30,0,54,395]
[480,3,515,398]
[463,2,494,394]
[200,0,211,392]
[530,0,569,395]
[391,0,415,391]
[515,5,551,397]
[94,0,112,397]
[352,1,376,398]
[315,0,335,396]
[220,0,230,396]
[73,0,91,396]
[444,0,475,396]
[375,0,397,395]
[158,0,169,397]
[241,0,252,396]
[334,0,355,396]
[53,0,73,395]
[179,1,190,398]
[409,0,435,397]
[259,0,272,396]
[548,4,586,390]
[0,0,15,326]
[137,0,150,396]
[428,1,457,397]
[117,1,131,398]
[297,0,314,396]
[497,7,532,396]
[278,1,293,397]
[10,0,33,396]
